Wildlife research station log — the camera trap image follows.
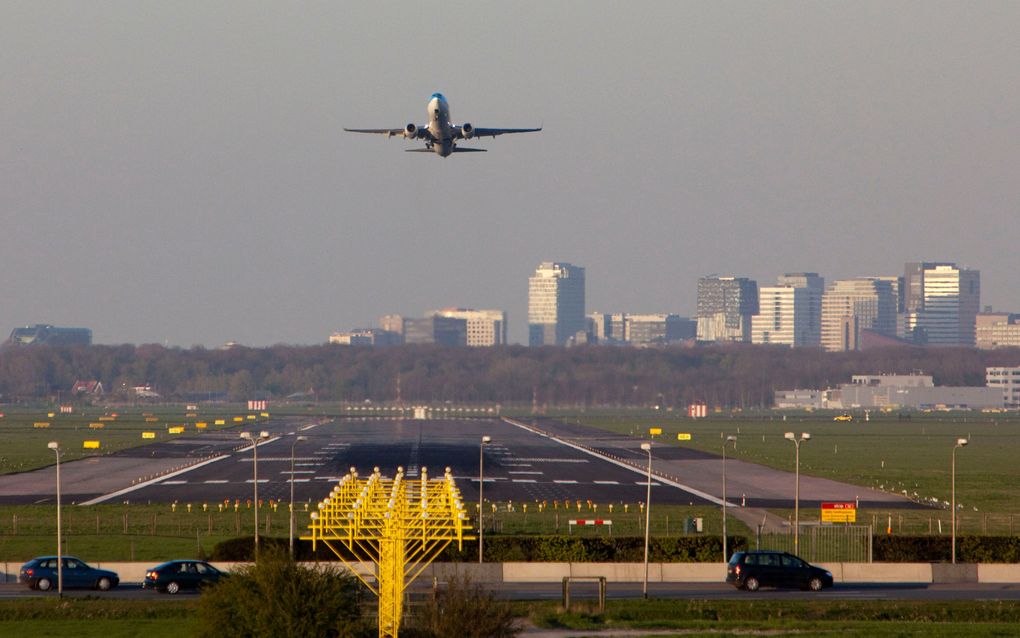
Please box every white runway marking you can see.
[554,480,578,484]
[204,480,229,484]
[161,480,188,485]
[594,480,620,485]
[512,479,537,483]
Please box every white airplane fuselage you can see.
[426,94,455,157]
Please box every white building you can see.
[820,278,898,351]
[427,308,508,347]
[528,262,586,346]
[751,274,823,347]
[986,367,1020,409]
[976,313,1020,349]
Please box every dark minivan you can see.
[726,550,833,591]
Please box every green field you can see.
[561,412,1020,516]
[2,597,1020,638]
[0,406,270,474]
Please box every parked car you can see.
[143,560,226,594]
[19,556,119,591]
[726,550,833,591]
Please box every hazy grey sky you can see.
[3,2,1018,346]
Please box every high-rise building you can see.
[975,312,1020,349]
[587,312,625,343]
[402,316,467,346]
[820,278,898,351]
[528,262,585,346]
[625,314,696,344]
[750,274,823,347]
[902,263,980,345]
[426,308,507,347]
[696,277,758,342]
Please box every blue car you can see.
[19,556,119,591]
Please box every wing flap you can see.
[471,127,542,138]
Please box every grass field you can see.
[560,412,1020,516]
[0,407,270,474]
[1,597,1019,638]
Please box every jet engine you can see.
[404,123,419,138]
[461,122,475,139]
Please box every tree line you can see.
[0,342,1017,407]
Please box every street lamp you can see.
[784,432,811,555]
[47,441,62,596]
[641,442,652,599]
[240,430,270,557]
[478,435,491,563]
[722,435,737,563]
[289,435,308,559]
[952,438,968,564]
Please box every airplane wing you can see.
[470,127,542,138]
[344,126,432,140]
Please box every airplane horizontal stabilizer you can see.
[450,147,487,153]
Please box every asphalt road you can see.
[3,581,1019,602]
[0,416,917,513]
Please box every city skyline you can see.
[3,4,1018,347]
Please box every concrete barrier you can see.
[661,563,727,583]
[8,560,1018,585]
[978,564,1020,583]
[838,562,932,583]
[503,562,569,582]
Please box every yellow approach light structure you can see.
[304,466,473,638]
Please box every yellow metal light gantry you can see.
[302,465,474,638]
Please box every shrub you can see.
[411,575,519,638]
[194,547,369,638]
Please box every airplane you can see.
[344,93,541,157]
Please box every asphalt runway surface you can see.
[0,416,917,511]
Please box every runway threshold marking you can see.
[501,418,725,506]
[79,454,232,505]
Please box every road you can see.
[2,581,1019,602]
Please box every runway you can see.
[0,416,917,511]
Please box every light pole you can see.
[478,435,491,563]
[952,438,968,564]
[47,442,62,596]
[784,432,811,555]
[722,435,737,562]
[289,435,307,560]
[641,442,652,599]
[240,430,270,557]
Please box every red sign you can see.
[821,502,855,510]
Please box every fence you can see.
[757,524,873,563]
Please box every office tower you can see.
[750,274,823,347]
[820,278,898,351]
[426,308,507,346]
[402,316,467,346]
[587,312,626,343]
[777,273,824,346]
[975,313,1020,349]
[625,314,696,344]
[528,262,586,346]
[902,263,980,345]
[696,277,758,342]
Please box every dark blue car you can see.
[143,560,226,594]
[19,556,119,591]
